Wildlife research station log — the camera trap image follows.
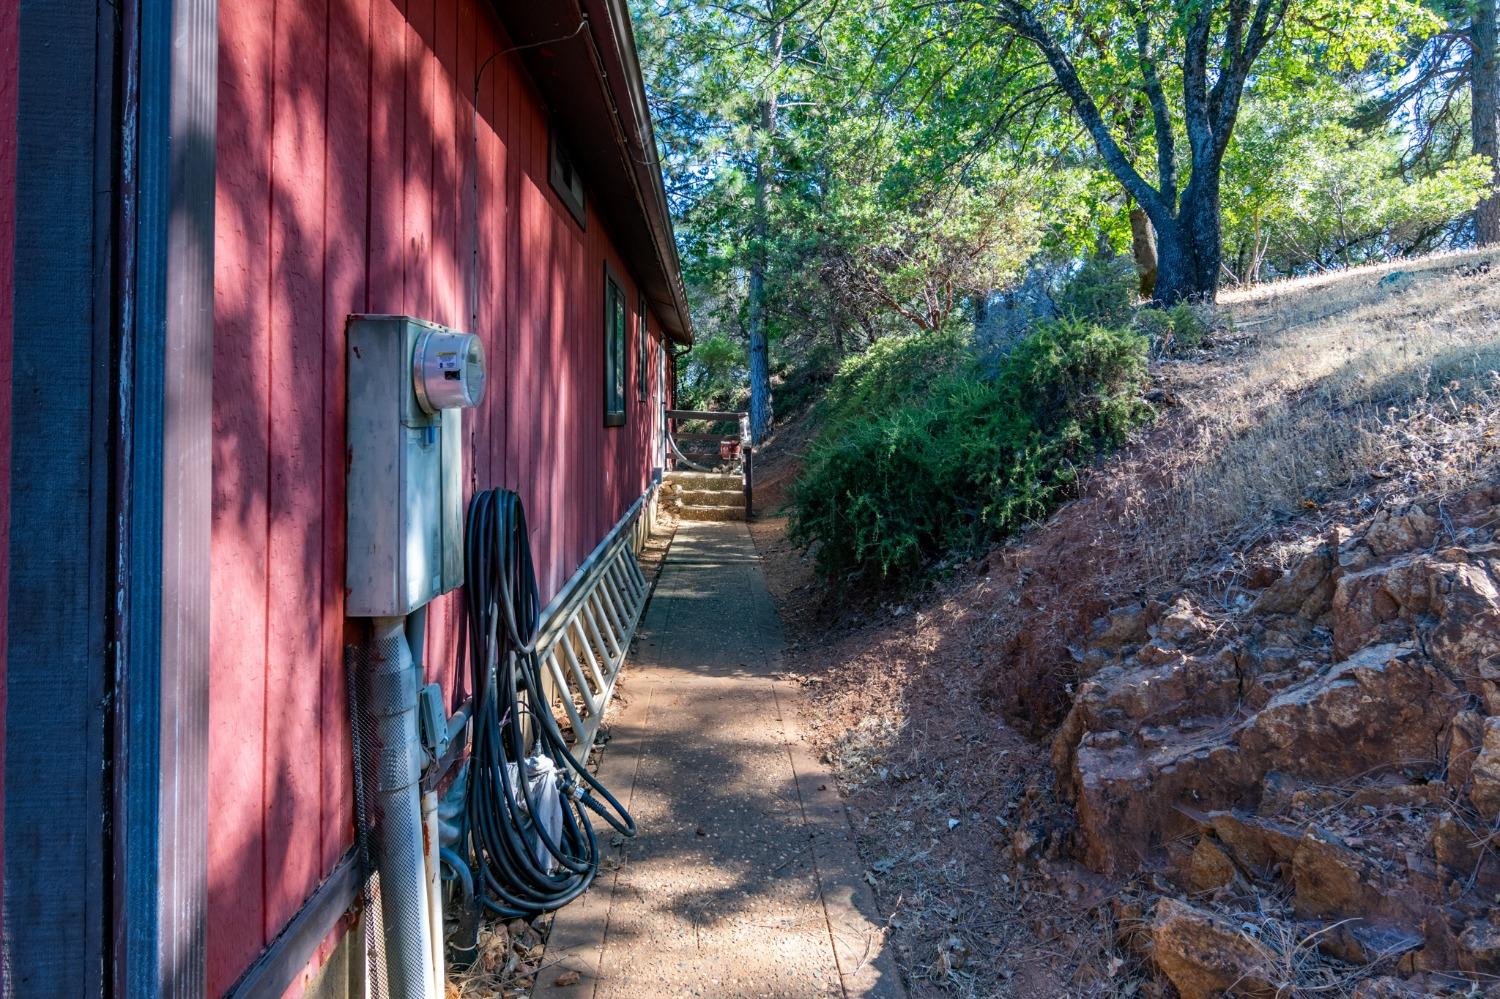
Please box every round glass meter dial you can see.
[414,329,486,412]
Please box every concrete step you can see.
[674,488,744,506]
[675,503,746,522]
[665,471,742,490]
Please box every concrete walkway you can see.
[538,520,905,999]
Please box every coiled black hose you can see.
[460,488,636,918]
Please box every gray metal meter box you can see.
[345,315,485,617]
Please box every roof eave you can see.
[493,0,694,347]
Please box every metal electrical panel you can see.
[346,315,486,617]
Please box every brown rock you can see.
[1431,811,1483,879]
[1425,561,1500,712]
[1237,644,1457,783]
[1351,976,1428,998]
[1331,559,1432,657]
[1445,487,1500,523]
[1187,836,1239,893]
[1152,597,1214,646]
[1313,920,1422,967]
[1363,505,1437,557]
[1242,563,1281,590]
[1072,736,1252,876]
[1112,895,1153,957]
[1332,551,1500,708]
[1291,827,1405,923]
[1052,644,1246,792]
[1150,897,1278,998]
[1459,918,1500,975]
[1348,781,1447,809]
[1069,645,1457,877]
[1252,546,1333,616]
[1091,602,1152,650]
[1205,810,1300,877]
[1339,544,1376,577]
[1447,710,1487,793]
[1469,717,1500,821]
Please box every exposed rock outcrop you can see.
[1150,898,1278,999]
[1053,486,1500,991]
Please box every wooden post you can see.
[740,412,753,518]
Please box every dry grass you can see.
[1219,247,1496,311]
[446,915,552,999]
[754,248,1500,998]
[1109,248,1500,585]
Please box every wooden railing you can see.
[665,408,754,516]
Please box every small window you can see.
[638,296,649,403]
[550,130,587,229]
[604,271,626,427]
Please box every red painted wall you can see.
[0,3,16,990]
[209,0,670,992]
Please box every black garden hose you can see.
[460,488,635,918]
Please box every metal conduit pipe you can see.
[423,787,445,995]
[364,615,438,999]
[403,608,446,998]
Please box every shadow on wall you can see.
[207,0,669,989]
[211,0,504,989]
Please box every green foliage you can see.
[678,333,747,410]
[819,328,971,426]
[635,0,1050,393]
[790,320,1151,582]
[1006,318,1153,446]
[1039,168,1136,259]
[1222,82,1492,278]
[817,157,1041,332]
[1135,303,1213,352]
[771,341,841,418]
[1053,256,1138,326]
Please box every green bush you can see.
[819,327,970,425]
[1053,255,1137,326]
[1135,302,1213,352]
[790,319,1151,582]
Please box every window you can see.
[604,271,626,427]
[549,129,587,229]
[638,296,649,403]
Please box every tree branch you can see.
[994,0,1172,219]
[1182,0,1216,170]
[1129,1,1177,208]
[1209,0,1289,160]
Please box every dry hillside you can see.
[752,250,1500,998]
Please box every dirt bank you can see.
[751,251,1500,997]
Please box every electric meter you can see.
[345,315,487,617]
[414,329,486,413]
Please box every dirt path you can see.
[540,520,905,999]
[748,512,1098,999]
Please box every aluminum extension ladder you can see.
[533,520,650,761]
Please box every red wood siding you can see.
[0,3,16,988]
[209,1,670,993]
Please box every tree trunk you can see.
[746,16,783,445]
[1146,195,1218,301]
[971,291,989,325]
[1128,206,1158,299]
[747,138,772,442]
[1474,0,1500,245]
[1147,179,1221,305]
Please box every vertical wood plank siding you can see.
[0,6,15,987]
[208,1,671,993]
[6,1,114,992]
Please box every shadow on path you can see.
[539,520,906,999]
